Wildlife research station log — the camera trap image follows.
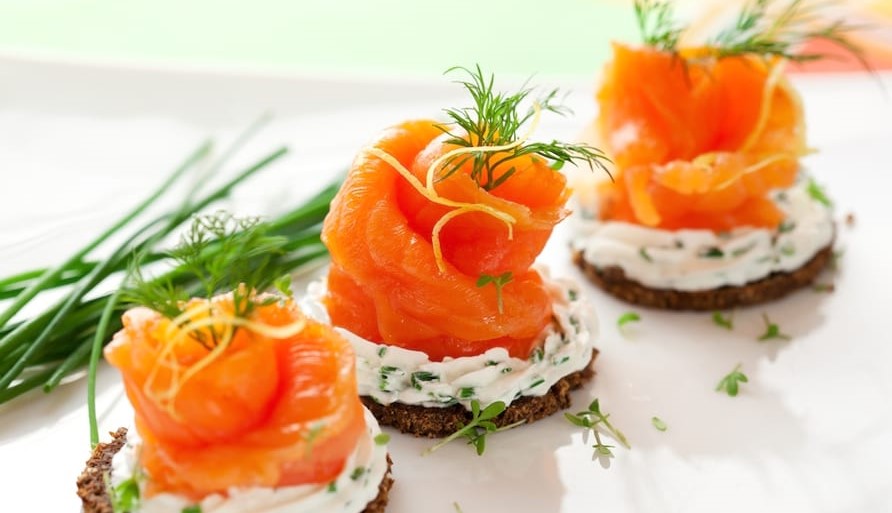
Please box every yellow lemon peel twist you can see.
[143,296,306,420]
[370,103,544,273]
[740,58,786,153]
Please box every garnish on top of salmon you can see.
[104,213,365,500]
[322,66,611,362]
[593,0,863,232]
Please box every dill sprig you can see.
[127,212,287,320]
[124,211,294,350]
[124,262,188,320]
[0,126,338,452]
[633,0,866,67]
[437,65,610,191]
[634,0,683,52]
[711,0,868,66]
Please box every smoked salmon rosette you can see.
[571,0,848,309]
[78,215,394,513]
[306,67,610,442]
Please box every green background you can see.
[0,0,636,77]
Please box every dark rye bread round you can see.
[77,428,128,513]
[572,243,833,311]
[76,428,395,513]
[361,351,598,438]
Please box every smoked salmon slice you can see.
[105,293,365,500]
[594,42,806,232]
[322,120,571,362]
[322,66,609,362]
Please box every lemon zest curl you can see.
[370,103,545,273]
[143,297,305,421]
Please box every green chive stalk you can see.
[0,136,339,416]
[0,142,211,331]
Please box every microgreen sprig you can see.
[617,312,641,331]
[758,313,791,341]
[830,249,844,272]
[424,399,525,456]
[565,399,630,466]
[806,177,833,207]
[107,464,143,513]
[110,477,140,513]
[437,65,610,191]
[476,272,513,314]
[716,363,749,397]
[812,283,834,293]
[712,311,734,330]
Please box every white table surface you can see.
[1,55,891,513]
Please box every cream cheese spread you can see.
[301,269,597,410]
[111,408,388,513]
[571,177,834,291]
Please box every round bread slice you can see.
[361,351,597,438]
[572,244,833,311]
[76,428,395,513]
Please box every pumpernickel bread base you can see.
[572,244,833,310]
[362,350,597,438]
[77,428,395,513]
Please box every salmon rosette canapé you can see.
[101,214,391,513]
[310,67,610,431]
[572,0,849,304]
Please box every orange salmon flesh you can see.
[105,295,365,500]
[595,43,806,232]
[322,120,571,361]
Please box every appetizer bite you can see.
[77,214,393,513]
[304,66,611,441]
[572,0,856,310]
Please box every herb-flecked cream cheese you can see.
[302,269,598,411]
[571,177,834,291]
[112,408,388,513]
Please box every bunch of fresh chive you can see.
[0,121,338,446]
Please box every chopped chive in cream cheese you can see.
[410,371,439,390]
[553,355,571,365]
[572,179,834,291]
[731,242,757,257]
[349,467,367,481]
[639,247,653,262]
[530,347,544,363]
[301,273,596,412]
[778,219,796,233]
[700,246,724,258]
